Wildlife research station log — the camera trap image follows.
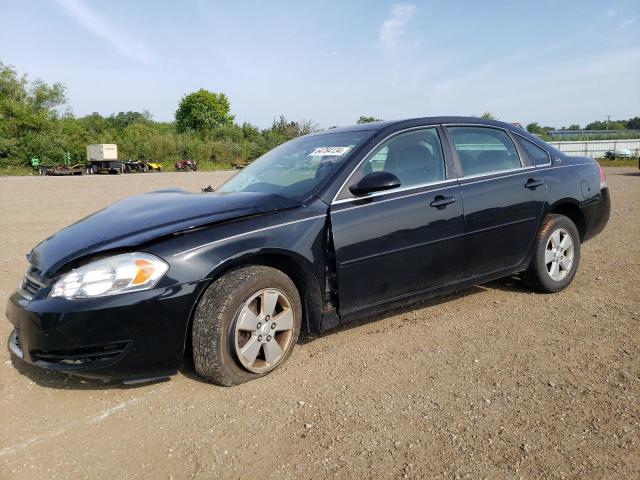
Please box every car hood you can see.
[29,189,299,277]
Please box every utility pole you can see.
[607,115,610,130]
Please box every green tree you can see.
[625,117,640,129]
[268,115,316,139]
[28,79,66,112]
[480,112,495,120]
[107,110,152,130]
[175,89,233,133]
[0,61,68,165]
[585,120,625,130]
[356,115,382,124]
[241,121,260,140]
[526,122,546,136]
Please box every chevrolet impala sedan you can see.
[6,117,610,385]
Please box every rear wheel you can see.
[523,214,581,293]
[192,266,302,386]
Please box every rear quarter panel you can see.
[537,155,609,241]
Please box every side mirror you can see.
[349,171,401,196]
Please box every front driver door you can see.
[329,127,465,316]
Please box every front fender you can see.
[145,207,330,344]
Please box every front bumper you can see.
[5,282,202,380]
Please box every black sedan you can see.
[6,117,610,385]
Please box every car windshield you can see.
[217,131,370,200]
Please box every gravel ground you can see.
[0,169,638,479]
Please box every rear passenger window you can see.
[517,136,551,166]
[447,127,521,177]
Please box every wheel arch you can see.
[182,248,324,359]
[548,199,586,241]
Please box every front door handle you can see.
[524,178,544,189]
[430,195,456,209]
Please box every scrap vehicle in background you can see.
[604,148,632,159]
[31,153,85,176]
[122,160,145,173]
[145,161,163,172]
[43,164,86,176]
[28,145,164,176]
[121,160,163,173]
[175,159,197,171]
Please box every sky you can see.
[1,0,639,129]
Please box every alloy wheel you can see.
[232,288,295,373]
[545,228,574,281]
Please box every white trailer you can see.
[86,144,118,162]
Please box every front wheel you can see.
[192,266,302,386]
[523,214,581,293]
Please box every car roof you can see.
[309,116,526,136]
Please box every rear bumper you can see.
[582,187,611,242]
[5,282,201,380]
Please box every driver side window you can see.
[341,128,446,199]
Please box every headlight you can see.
[50,253,169,299]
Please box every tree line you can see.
[526,117,640,138]
[0,62,316,172]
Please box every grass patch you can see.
[596,158,638,167]
[0,166,38,176]
[193,160,235,171]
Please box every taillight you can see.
[596,161,607,189]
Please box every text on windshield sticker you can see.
[308,146,351,157]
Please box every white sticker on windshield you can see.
[308,146,351,157]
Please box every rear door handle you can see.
[430,195,456,209]
[524,178,544,189]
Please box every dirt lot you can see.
[0,169,638,479]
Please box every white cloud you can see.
[606,9,616,18]
[54,0,156,63]
[378,4,416,49]
[617,18,636,31]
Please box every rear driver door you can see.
[445,126,546,278]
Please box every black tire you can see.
[192,266,302,386]
[523,214,581,293]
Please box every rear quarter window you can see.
[517,136,551,166]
